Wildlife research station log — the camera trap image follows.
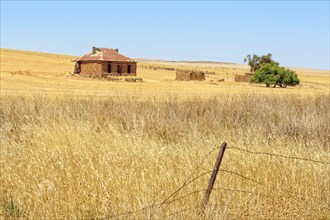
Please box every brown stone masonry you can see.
[176,70,205,81]
[235,72,253,82]
[79,61,103,78]
[79,61,137,78]
[102,62,137,76]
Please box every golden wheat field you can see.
[0,48,329,219]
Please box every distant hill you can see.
[1,48,328,74]
[134,58,238,65]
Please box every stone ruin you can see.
[176,70,205,81]
[235,72,253,82]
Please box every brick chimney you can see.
[115,48,119,53]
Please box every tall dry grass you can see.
[0,94,329,219]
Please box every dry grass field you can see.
[1,48,329,99]
[0,48,329,219]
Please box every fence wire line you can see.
[107,171,211,218]
[109,144,327,218]
[108,146,220,218]
[181,169,324,202]
[108,165,323,218]
[218,170,323,201]
[227,146,330,165]
[160,145,220,205]
[112,182,323,218]
[164,169,265,207]
[219,169,263,185]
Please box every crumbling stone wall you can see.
[176,70,205,81]
[235,73,253,82]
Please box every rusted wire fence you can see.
[109,142,330,219]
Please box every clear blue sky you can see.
[1,1,329,70]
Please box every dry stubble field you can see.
[0,48,329,219]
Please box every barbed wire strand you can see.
[159,171,212,208]
[219,169,263,185]
[107,171,212,218]
[219,169,323,201]
[227,146,330,165]
[160,146,220,205]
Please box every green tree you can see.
[244,53,277,72]
[251,63,300,88]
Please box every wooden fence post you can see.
[201,142,227,210]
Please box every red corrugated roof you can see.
[77,48,136,62]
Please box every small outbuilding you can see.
[74,47,137,78]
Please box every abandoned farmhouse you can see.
[74,47,137,78]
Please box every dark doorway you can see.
[117,65,122,75]
[108,63,111,73]
[127,65,131,74]
[74,62,80,74]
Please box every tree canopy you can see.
[244,53,278,72]
[244,53,300,88]
[251,62,300,88]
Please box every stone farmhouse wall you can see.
[80,62,103,78]
[79,61,137,78]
